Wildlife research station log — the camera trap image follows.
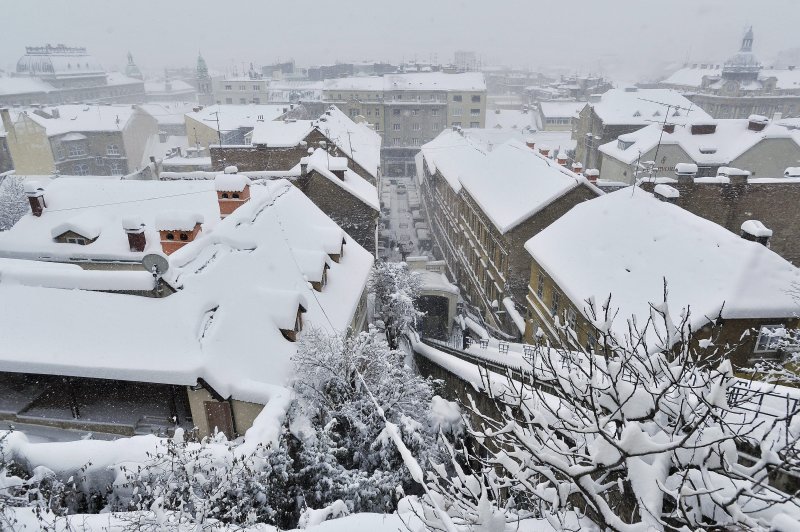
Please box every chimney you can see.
[556,152,568,166]
[584,168,599,183]
[158,131,168,143]
[741,220,772,246]
[662,123,675,134]
[122,217,146,252]
[654,184,680,203]
[718,166,749,185]
[538,145,550,157]
[747,114,768,132]
[215,170,252,219]
[690,122,717,135]
[674,163,698,184]
[155,212,204,255]
[571,162,584,174]
[51,108,60,119]
[525,138,535,150]
[24,181,46,217]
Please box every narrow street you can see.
[379,175,429,262]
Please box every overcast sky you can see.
[2,0,799,81]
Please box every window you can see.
[412,123,420,131]
[393,109,401,116]
[392,137,401,146]
[452,94,462,102]
[252,97,260,104]
[253,84,260,91]
[432,109,440,117]
[350,108,359,117]
[225,98,233,104]
[567,308,577,331]
[224,85,232,90]
[471,95,481,103]
[550,291,560,317]
[232,192,240,199]
[106,144,120,156]
[452,121,461,127]
[166,233,175,240]
[109,161,123,175]
[452,108,462,116]
[221,192,229,199]
[374,108,380,116]
[73,163,89,175]
[411,109,419,116]
[393,123,401,131]
[67,143,86,157]
[432,123,441,131]
[180,233,188,241]
[239,84,246,90]
[754,325,785,353]
[239,98,246,104]
[470,108,480,116]
[587,331,597,353]
[66,237,87,245]
[412,138,420,146]
[470,122,480,128]
[56,145,65,160]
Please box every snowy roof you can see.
[139,102,199,126]
[155,211,204,231]
[250,119,314,146]
[599,118,800,165]
[22,105,139,136]
[314,106,381,178]
[419,129,491,193]
[105,72,144,86]
[185,104,288,133]
[0,181,373,403]
[485,109,536,131]
[143,79,195,95]
[322,72,486,92]
[525,188,800,344]
[589,89,710,126]
[538,101,587,119]
[0,76,54,96]
[661,65,800,91]
[0,257,154,292]
[300,148,379,211]
[459,140,596,234]
[0,179,220,262]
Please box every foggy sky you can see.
[2,0,800,81]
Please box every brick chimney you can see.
[155,212,204,255]
[122,217,146,252]
[741,220,772,246]
[23,182,46,217]
[538,145,550,157]
[718,166,749,185]
[690,122,717,135]
[215,168,251,219]
[571,162,584,174]
[556,152,568,166]
[674,163,698,184]
[662,123,675,134]
[584,168,599,183]
[747,114,768,132]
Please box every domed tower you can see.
[196,52,213,105]
[722,26,761,82]
[125,51,143,80]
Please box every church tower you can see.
[125,51,143,80]
[196,53,214,105]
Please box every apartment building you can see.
[212,76,323,105]
[0,105,158,176]
[417,128,599,337]
[324,72,487,177]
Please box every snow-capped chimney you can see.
[571,162,584,174]
[122,217,146,252]
[538,145,550,157]
[747,114,769,132]
[674,163,698,184]
[662,123,675,134]
[690,122,717,135]
[718,166,749,185]
[24,182,46,217]
[584,168,599,183]
[556,152,568,166]
[155,212,204,255]
[215,168,251,219]
[741,220,772,246]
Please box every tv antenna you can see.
[634,97,696,182]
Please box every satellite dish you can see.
[142,253,169,275]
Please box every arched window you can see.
[232,193,240,199]
[221,192,229,199]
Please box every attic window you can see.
[653,110,661,117]
[633,111,641,117]
[66,237,87,245]
[617,139,634,150]
[699,148,717,154]
[280,305,307,342]
[754,325,784,353]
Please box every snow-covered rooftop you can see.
[538,101,587,119]
[589,88,711,126]
[250,119,314,146]
[459,140,596,233]
[485,109,536,131]
[661,65,800,91]
[139,102,199,126]
[419,129,491,193]
[525,188,800,344]
[0,180,374,403]
[185,104,288,133]
[322,72,486,92]
[0,179,220,262]
[143,79,195,96]
[599,118,800,165]
[300,149,379,211]
[19,105,140,136]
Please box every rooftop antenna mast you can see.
[635,97,695,183]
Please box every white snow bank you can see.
[215,173,251,192]
[502,297,526,334]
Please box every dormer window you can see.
[280,304,307,342]
[617,139,634,150]
[66,237,87,245]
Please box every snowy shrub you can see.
[370,261,422,348]
[0,176,29,231]
[289,328,443,517]
[413,293,800,531]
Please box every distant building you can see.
[573,87,711,170]
[536,101,586,131]
[196,53,214,106]
[323,72,487,177]
[657,28,800,119]
[124,51,143,80]
[212,76,323,105]
[0,105,158,176]
[184,104,289,150]
[454,51,479,72]
[417,128,600,336]
[523,187,800,368]
[598,116,800,183]
[0,44,144,106]
[144,75,197,102]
